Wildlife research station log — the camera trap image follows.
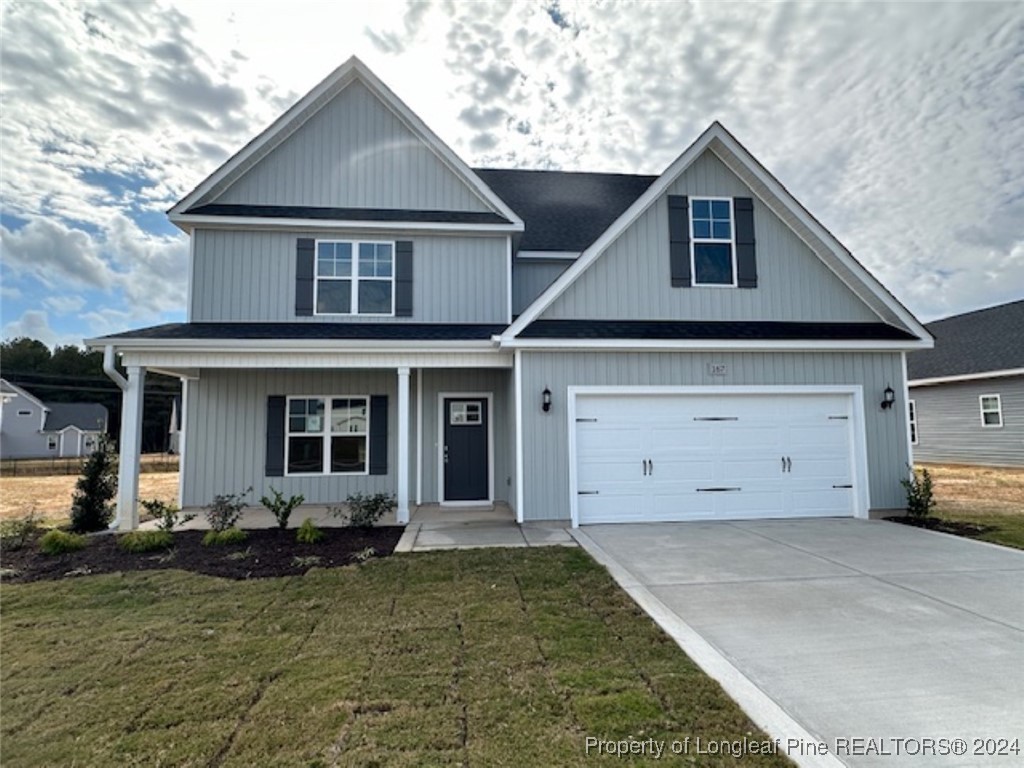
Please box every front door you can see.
[443,398,489,501]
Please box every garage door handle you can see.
[649,459,653,475]
[697,487,741,492]
[578,490,599,495]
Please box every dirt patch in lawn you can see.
[886,515,997,539]
[0,526,404,583]
[0,472,180,522]
[918,463,1024,516]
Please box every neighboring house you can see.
[907,300,1024,467]
[87,57,932,530]
[0,378,108,459]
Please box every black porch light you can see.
[542,387,552,413]
[880,385,895,410]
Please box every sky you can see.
[1,0,1022,348]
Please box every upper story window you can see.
[979,394,1003,428]
[690,198,736,286]
[315,240,394,315]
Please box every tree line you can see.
[1,338,180,454]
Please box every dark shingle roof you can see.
[43,403,108,432]
[907,300,1024,380]
[97,323,505,342]
[474,168,657,251]
[520,320,917,341]
[184,204,510,225]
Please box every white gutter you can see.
[103,345,128,391]
[908,368,1024,387]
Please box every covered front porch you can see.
[95,339,519,531]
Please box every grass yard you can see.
[0,471,179,523]
[1,549,791,767]
[918,463,1024,550]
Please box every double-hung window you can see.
[315,240,394,315]
[690,198,736,286]
[286,396,369,475]
[908,400,918,445]
[979,394,1003,428]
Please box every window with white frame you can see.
[908,400,918,445]
[286,396,369,475]
[315,240,394,315]
[46,435,58,450]
[979,394,1003,428]
[691,198,736,286]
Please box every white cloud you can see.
[2,217,113,289]
[43,295,87,315]
[2,310,83,348]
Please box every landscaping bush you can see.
[901,466,936,518]
[205,488,251,532]
[202,528,248,546]
[260,487,305,529]
[296,518,325,544]
[70,435,117,532]
[38,530,87,555]
[118,530,174,553]
[0,512,41,552]
[339,493,396,528]
[141,499,195,532]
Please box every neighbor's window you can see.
[979,394,1003,428]
[315,240,393,315]
[17,409,31,417]
[286,396,368,475]
[691,198,735,286]
[908,400,918,445]
[47,435,58,450]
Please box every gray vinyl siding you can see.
[190,230,508,323]
[0,396,51,459]
[513,258,570,315]
[418,368,512,503]
[911,376,1024,467]
[213,80,490,212]
[182,368,512,507]
[541,152,879,323]
[519,350,908,520]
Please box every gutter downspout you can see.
[103,345,128,391]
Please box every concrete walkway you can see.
[396,504,575,551]
[574,519,1024,768]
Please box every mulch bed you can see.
[0,527,405,584]
[885,516,996,539]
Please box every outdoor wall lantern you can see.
[542,387,552,413]
[880,385,895,410]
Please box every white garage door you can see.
[574,391,859,524]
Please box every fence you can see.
[0,454,179,477]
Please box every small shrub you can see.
[337,493,396,528]
[296,518,325,544]
[352,546,377,565]
[226,547,254,561]
[141,499,195,532]
[292,555,323,568]
[202,528,248,546]
[0,511,41,551]
[118,530,174,553]
[39,530,88,555]
[901,466,936,518]
[70,434,117,532]
[205,488,251,532]
[260,487,305,529]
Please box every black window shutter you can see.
[368,396,388,475]
[295,238,315,316]
[667,195,691,287]
[266,396,286,477]
[395,241,413,317]
[734,197,757,288]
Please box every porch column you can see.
[116,366,146,530]
[396,367,411,524]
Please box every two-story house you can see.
[89,57,932,530]
[0,378,108,459]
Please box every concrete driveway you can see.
[574,519,1024,768]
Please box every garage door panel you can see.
[717,425,783,451]
[648,425,713,451]
[714,490,786,518]
[650,492,716,519]
[649,459,716,483]
[788,489,852,516]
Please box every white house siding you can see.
[190,230,508,323]
[213,80,491,213]
[911,375,1024,467]
[0,395,51,459]
[513,258,570,315]
[540,151,880,324]
[519,350,909,521]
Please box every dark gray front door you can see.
[443,398,488,501]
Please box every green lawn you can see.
[933,510,1024,550]
[1,549,791,766]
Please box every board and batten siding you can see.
[190,230,508,323]
[519,350,909,521]
[513,258,571,315]
[418,368,513,504]
[213,80,490,213]
[540,152,879,323]
[911,376,1024,467]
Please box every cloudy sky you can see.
[1,0,1022,347]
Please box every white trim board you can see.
[436,391,494,505]
[908,368,1024,387]
[499,338,930,352]
[168,57,523,230]
[566,384,871,527]
[504,122,931,345]
[169,215,522,235]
